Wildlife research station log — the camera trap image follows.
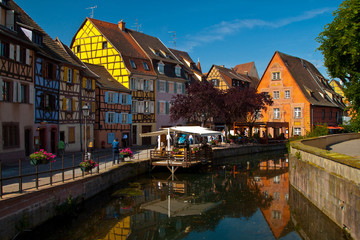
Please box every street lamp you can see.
[82,103,90,159]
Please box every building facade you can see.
[257,51,345,137]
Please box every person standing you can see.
[112,138,120,164]
[189,134,194,145]
[58,140,65,156]
[122,134,128,148]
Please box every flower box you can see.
[30,149,56,166]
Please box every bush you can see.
[306,123,329,138]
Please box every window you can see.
[68,127,75,144]
[130,78,135,90]
[132,100,138,113]
[86,79,92,90]
[130,60,136,69]
[66,98,72,112]
[32,33,43,46]
[20,84,28,103]
[76,46,81,53]
[168,82,174,93]
[158,62,164,74]
[159,101,166,114]
[322,109,325,119]
[42,93,56,110]
[159,80,166,92]
[272,210,281,219]
[294,128,301,136]
[144,101,150,113]
[143,62,149,70]
[2,81,11,101]
[2,122,19,148]
[102,42,108,49]
[175,66,181,77]
[0,41,9,58]
[211,79,218,86]
[20,47,26,64]
[108,92,116,103]
[285,90,290,99]
[329,110,332,119]
[107,112,116,124]
[273,91,280,99]
[272,72,280,80]
[67,68,73,83]
[294,107,301,118]
[177,83,184,94]
[121,113,128,124]
[273,108,280,119]
[122,94,127,104]
[273,176,280,183]
[143,80,149,91]
[273,192,280,200]
[46,62,53,79]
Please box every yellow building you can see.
[71,18,157,145]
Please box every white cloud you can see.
[181,8,332,51]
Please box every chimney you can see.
[118,19,125,31]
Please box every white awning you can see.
[139,130,168,137]
[167,126,222,136]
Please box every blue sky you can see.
[15,0,343,78]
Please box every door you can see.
[132,125,137,145]
[142,125,152,146]
[39,128,46,150]
[24,129,31,156]
[51,128,56,153]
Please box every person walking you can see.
[189,134,194,145]
[58,140,65,156]
[112,138,120,164]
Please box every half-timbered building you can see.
[128,28,188,131]
[0,0,35,163]
[85,63,131,149]
[55,39,97,152]
[71,18,157,146]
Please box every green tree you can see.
[316,0,360,129]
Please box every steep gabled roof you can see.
[55,38,99,79]
[128,29,181,65]
[10,0,81,67]
[234,61,260,80]
[277,51,345,109]
[169,48,202,76]
[84,63,130,92]
[210,65,259,88]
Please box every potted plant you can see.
[119,148,134,160]
[79,159,98,172]
[171,147,181,155]
[191,147,200,154]
[30,149,56,165]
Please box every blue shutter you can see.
[165,102,169,114]
[128,114,132,124]
[105,92,109,103]
[165,81,169,93]
[114,93,119,103]
[118,113,122,124]
[157,101,160,114]
[174,82,177,93]
[119,93,122,104]
[157,80,160,91]
[127,95,132,105]
[108,132,115,144]
[105,112,109,123]
[181,84,185,94]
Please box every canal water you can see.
[16,151,345,240]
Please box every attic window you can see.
[102,42,108,49]
[158,62,164,74]
[32,32,43,46]
[0,0,9,5]
[130,60,136,69]
[175,65,181,77]
[271,72,281,80]
[76,46,81,53]
[143,62,149,71]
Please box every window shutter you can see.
[139,101,144,113]
[92,79,95,90]
[63,67,68,82]
[181,83,185,94]
[73,69,78,83]
[140,80,144,90]
[174,82,177,93]
[26,49,30,65]
[149,80,154,91]
[105,92,109,103]
[62,98,67,110]
[0,78,2,101]
[105,112,109,123]
[72,98,76,111]
[114,92,119,104]
[81,101,85,108]
[6,10,14,30]
[91,102,96,113]
[165,102,169,114]
[157,80,160,91]
[119,93,123,104]
[128,114,132,124]
[107,132,115,144]
[9,44,14,59]
[29,85,34,104]
[157,101,160,114]
[118,113,122,124]
[82,78,86,88]
[127,94,132,105]
[13,82,17,102]
[150,101,154,113]
[17,82,21,102]
[16,45,20,62]
[165,81,169,93]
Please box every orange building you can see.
[257,51,345,137]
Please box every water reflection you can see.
[18,152,305,240]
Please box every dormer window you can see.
[102,42,108,49]
[130,60,136,69]
[0,0,9,5]
[5,9,14,30]
[175,65,181,77]
[32,32,43,46]
[158,62,164,74]
[143,62,149,71]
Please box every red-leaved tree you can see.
[170,81,222,126]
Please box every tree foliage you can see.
[170,81,223,126]
[316,0,360,127]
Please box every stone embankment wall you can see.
[290,133,360,240]
[213,143,286,159]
